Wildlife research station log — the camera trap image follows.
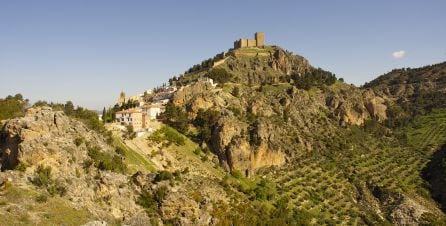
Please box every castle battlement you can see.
[234,32,265,49]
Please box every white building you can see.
[142,104,165,120]
[198,77,217,87]
[115,108,147,131]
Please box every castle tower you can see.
[255,32,265,47]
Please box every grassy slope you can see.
[112,135,156,174]
[0,183,96,226]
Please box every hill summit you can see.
[160,38,446,224]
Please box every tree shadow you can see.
[422,143,446,213]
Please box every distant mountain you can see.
[364,61,446,115]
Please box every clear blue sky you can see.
[1,1,445,110]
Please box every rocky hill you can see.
[364,62,446,116]
[2,45,446,225]
[165,46,446,224]
[0,106,258,225]
[0,107,147,224]
[172,46,389,174]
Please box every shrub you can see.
[87,145,127,173]
[154,170,173,182]
[231,170,243,179]
[231,86,240,97]
[136,186,169,215]
[201,155,209,162]
[35,194,48,203]
[163,127,185,146]
[148,126,185,146]
[154,186,168,203]
[193,148,201,155]
[83,159,93,169]
[206,68,233,85]
[0,94,26,121]
[115,146,126,156]
[15,162,27,172]
[125,125,136,139]
[32,165,52,187]
[47,184,67,197]
[74,137,85,147]
[292,68,337,90]
[137,190,158,215]
[254,179,277,201]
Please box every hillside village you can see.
[110,32,267,134]
[113,78,216,133]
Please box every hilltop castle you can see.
[233,32,265,49]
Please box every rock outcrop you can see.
[0,107,143,222]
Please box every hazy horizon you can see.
[1,1,445,110]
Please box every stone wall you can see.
[247,39,256,47]
[255,32,265,47]
[233,32,265,49]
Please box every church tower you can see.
[117,90,126,106]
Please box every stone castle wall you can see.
[234,32,265,49]
[247,39,257,47]
[255,32,265,47]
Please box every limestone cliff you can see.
[0,107,145,223]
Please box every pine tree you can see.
[102,107,106,122]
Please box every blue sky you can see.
[1,1,445,110]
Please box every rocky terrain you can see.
[173,46,389,174]
[364,62,446,116]
[0,107,147,224]
[0,107,238,225]
[2,45,446,225]
[168,46,446,224]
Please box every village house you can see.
[197,77,217,87]
[142,103,165,120]
[152,86,177,102]
[113,85,178,132]
[115,108,147,131]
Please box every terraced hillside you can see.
[270,156,365,225]
[265,109,446,225]
[406,109,446,153]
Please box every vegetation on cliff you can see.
[0,94,27,122]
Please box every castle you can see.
[233,32,265,49]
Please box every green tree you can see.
[194,109,220,143]
[102,107,106,122]
[64,101,75,116]
[0,94,26,121]
[161,102,189,133]
[292,68,337,90]
[206,68,233,85]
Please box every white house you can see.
[142,104,165,120]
